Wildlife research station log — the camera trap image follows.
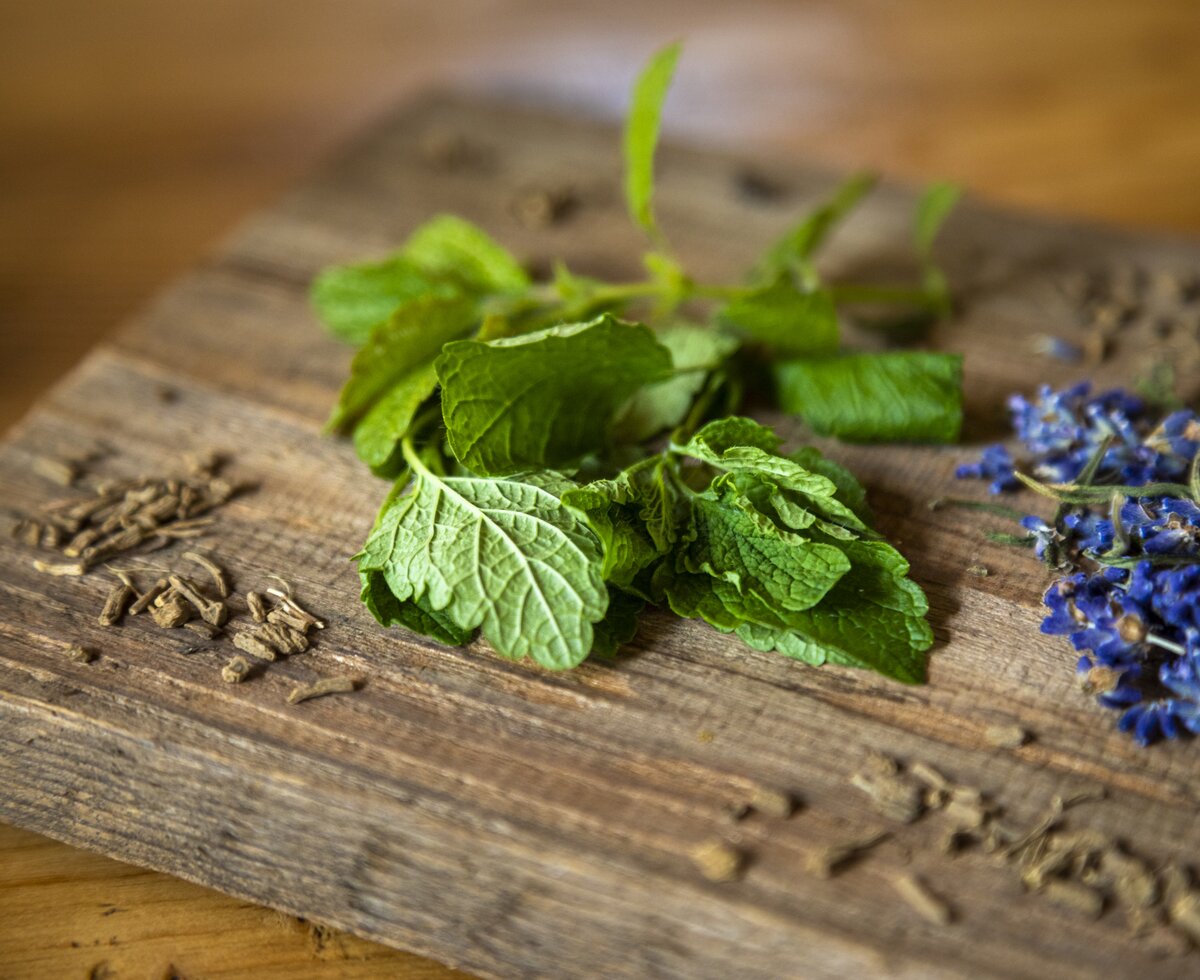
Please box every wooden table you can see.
[3,2,1200,977]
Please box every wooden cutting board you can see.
[3,95,1200,980]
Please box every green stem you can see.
[401,433,434,481]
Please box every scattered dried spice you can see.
[233,630,278,662]
[806,831,889,879]
[688,839,743,883]
[65,644,95,664]
[32,559,87,577]
[983,723,1029,749]
[32,456,78,486]
[892,873,953,925]
[129,578,169,615]
[747,785,795,820]
[220,656,250,684]
[183,550,230,598]
[850,755,925,824]
[286,676,357,705]
[183,621,221,640]
[97,584,134,627]
[151,595,192,629]
[246,591,268,623]
[168,575,227,627]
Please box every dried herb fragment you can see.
[286,676,357,705]
[221,656,250,684]
[233,631,278,662]
[892,873,953,925]
[688,839,742,883]
[98,584,134,627]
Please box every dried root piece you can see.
[266,588,325,630]
[689,839,743,883]
[246,591,268,623]
[221,656,250,684]
[98,584,134,627]
[806,831,889,879]
[233,630,278,662]
[32,456,78,486]
[748,786,794,819]
[183,550,230,597]
[984,724,1029,749]
[258,622,309,656]
[168,575,228,627]
[850,766,924,824]
[151,594,192,629]
[183,621,221,640]
[1042,880,1104,919]
[892,873,954,925]
[129,578,169,615]
[65,644,95,664]
[33,559,88,577]
[286,676,357,706]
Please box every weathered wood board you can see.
[3,95,1200,979]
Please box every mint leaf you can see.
[680,490,850,613]
[613,326,738,443]
[351,362,439,477]
[437,314,673,475]
[360,569,473,646]
[735,537,932,684]
[752,172,877,284]
[682,416,782,456]
[312,256,459,346]
[914,182,961,260]
[788,446,871,520]
[677,424,869,533]
[591,588,645,658]
[774,351,963,443]
[359,467,607,669]
[914,182,960,314]
[328,294,478,433]
[564,455,684,588]
[718,279,839,355]
[624,41,682,243]
[402,215,530,294]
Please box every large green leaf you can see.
[351,362,440,477]
[734,537,932,684]
[613,325,739,442]
[311,256,460,346]
[437,314,673,475]
[360,569,474,646]
[327,294,478,433]
[680,491,850,613]
[358,470,607,669]
[774,351,963,443]
[623,41,681,242]
[402,214,531,294]
[718,280,839,356]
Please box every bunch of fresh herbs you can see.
[313,43,965,682]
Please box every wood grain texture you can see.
[3,95,1200,979]
[0,821,468,979]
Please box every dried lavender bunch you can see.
[957,381,1200,745]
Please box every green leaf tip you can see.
[624,40,683,245]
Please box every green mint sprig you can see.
[315,42,962,681]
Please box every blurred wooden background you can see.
[2,1,1199,976]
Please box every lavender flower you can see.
[963,381,1200,746]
